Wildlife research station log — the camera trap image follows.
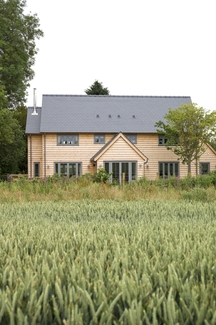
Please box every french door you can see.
[159,162,179,179]
[104,161,137,184]
[55,162,82,177]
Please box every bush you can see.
[180,187,216,202]
[93,168,111,183]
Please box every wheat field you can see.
[1,199,216,324]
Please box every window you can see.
[34,162,40,177]
[94,134,105,144]
[57,135,78,145]
[126,134,137,144]
[159,162,179,179]
[158,134,168,145]
[105,161,137,184]
[200,162,210,175]
[55,162,82,177]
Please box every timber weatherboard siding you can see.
[28,134,43,178]
[28,133,216,180]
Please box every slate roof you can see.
[25,107,42,134]
[25,95,191,134]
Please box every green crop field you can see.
[1,199,216,324]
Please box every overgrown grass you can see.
[1,171,216,203]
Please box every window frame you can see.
[158,134,168,146]
[94,134,105,144]
[54,162,82,177]
[126,134,137,144]
[158,162,179,179]
[57,134,79,146]
[200,162,210,175]
[34,162,40,178]
[104,161,137,184]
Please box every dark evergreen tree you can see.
[85,80,110,95]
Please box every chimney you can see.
[31,88,38,115]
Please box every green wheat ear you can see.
[1,200,216,324]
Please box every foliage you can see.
[93,167,111,183]
[209,138,216,151]
[85,80,110,95]
[1,200,216,323]
[155,103,216,175]
[13,105,28,172]
[12,105,27,130]
[0,0,43,108]
[0,70,7,108]
[0,108,26,173]
[180,187,216,202]
[3,172,216,202]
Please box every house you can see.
[25,95,216,183]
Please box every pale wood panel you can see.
[97,137,145,179]
[137,134,216,179]
[29,133,216,180]
[44,133,116,176]
[28,135,43,178]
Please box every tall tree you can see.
[0,108,26,173]
[0,0,43,108]
[155,103,216,175]
[85,80,110,95]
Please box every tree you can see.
[0,108,26,173]
[155,103,216,175]
[0,0,43,108]
[13,105,28,172]
[85,80,110,95]
[0,83,6,108]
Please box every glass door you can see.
[104,162,137,184]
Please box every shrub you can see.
[180,187,216,202]
[93,168,112,183]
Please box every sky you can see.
[25,0,216,110]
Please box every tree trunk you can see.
[188,162,191,176]
[195,158,199,176]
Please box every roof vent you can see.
[96,114,100,118]
[108,114,112,118]
[117,115,121,118]
[31,88,38,115]
[132,115,136,118]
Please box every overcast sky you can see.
[26,0,216,111]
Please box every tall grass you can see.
[1,172,216,203]
[0,176,178,203]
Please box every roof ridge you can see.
[43,94,191,98]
